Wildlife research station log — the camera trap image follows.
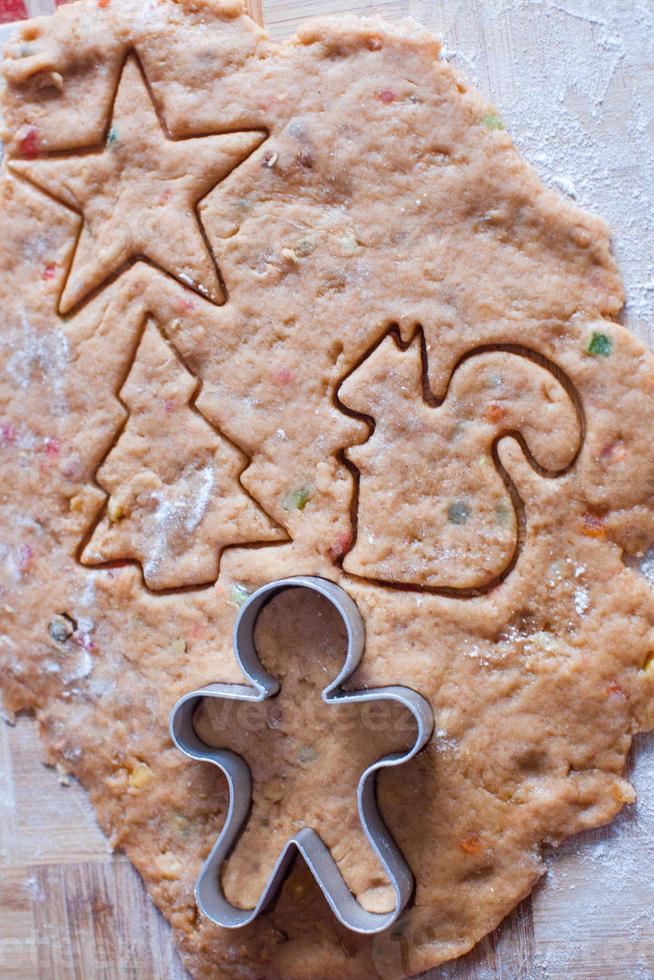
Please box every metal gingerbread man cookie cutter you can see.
[170,575,434,934]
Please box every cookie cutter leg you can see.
[170,576,434,934]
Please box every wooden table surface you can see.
[1,2,653,977]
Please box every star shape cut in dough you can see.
[11,56,266,314]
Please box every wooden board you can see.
[1,2,654,977]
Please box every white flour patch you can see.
[532,734,654,977]
[63,647,93,684]
[573,585,589,615]
[184,464,214,534]
[638,548,654,591]
[0,542,20,584]
[78,571,98,611]
[4,309,69,416]
[432,0,654,331]
[143,463,215,580]
[52,570,99,681]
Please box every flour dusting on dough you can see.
[5,310,69,415]
[573,586,589,616]
[436,0,654,329]
[143,463,216,579]
[534,736,654,978]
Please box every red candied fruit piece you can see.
[44,437,60,457]
[0,0,28,25]
[0,421,17,445]
[329,530,353,562]
[273,367,293,386]
[19,126,40,159]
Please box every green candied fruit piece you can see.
[230,583,251,607]
[480,112,504,130]
[169,813,192,838]
[107,126,119,146]
[283,485,312,511]
[292,236,316,258]
[586,331,613,357]
[484,370,503,389]
[448,501,471,525]
[495,502,512,526]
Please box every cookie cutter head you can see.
[170,575,434,935]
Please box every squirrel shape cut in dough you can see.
[338,331,582,592]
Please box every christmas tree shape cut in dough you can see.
[338,332,582,592]
[81,320,285,590]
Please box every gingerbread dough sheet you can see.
[1,2,654,978]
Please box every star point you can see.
[11,55,266,314]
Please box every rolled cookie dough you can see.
[1,2,654,978]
